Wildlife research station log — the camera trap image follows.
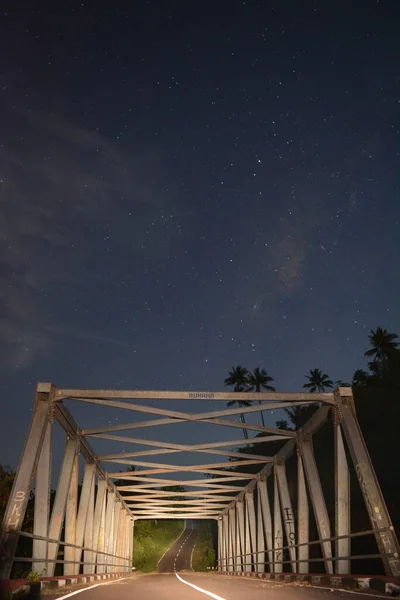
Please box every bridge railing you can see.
[217,388,400,578]
[9,530,131,574]
[217,527,393,573]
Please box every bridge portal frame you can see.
[0,383,399,580]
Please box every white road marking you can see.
[156,519,187,567]
[55,577,131,600]
[190,544,195,571]
[175,573,227,600]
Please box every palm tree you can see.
[364,327,398,363]
[224,365,251,439]
[303,368,333,392]
[286,368,333,431]
[246,367,276,427]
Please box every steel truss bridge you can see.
[0,383,399,581]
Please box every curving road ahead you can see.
[157,519,199,573]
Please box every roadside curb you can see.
[217,571,400,596]
[1,571,128,599]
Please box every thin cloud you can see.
[0,106,169,371]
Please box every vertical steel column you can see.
[226,508,232,572]
[74,462,95,574]
[245,491,256,571]
[33,420,52,575]
[236,500,245,571]
[273,470,283,573]
[92,479,106,573]
[121,514,127,572]
[256,484,265,572]
[339,396,400,576]
[222,513,229,571]
[115,506,124,572]
[124,514,130,571]
[64,454,79,576]
[0,389,50,580]
[335,420,350,574]
[104,493,115,573]
[234,504,241,572]
[275,459,297,571]
[83,474,95,573]
[218,519,223,571]
[258,479,273,572]
[129,518,134,572]
[97,488,107,573]
[109,499,120,572]
[229,506,236,572]
[297,452,309,573]
[300,435,333,574]
[47,437,78,577]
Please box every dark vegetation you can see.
[191,521,216,571]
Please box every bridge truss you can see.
[0,383,399,580]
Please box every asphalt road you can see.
[157,519,199,573]
[43,522,385,600]
[44,572,386,600]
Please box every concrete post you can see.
[273,470,283,573]
[335,422,350,574]
[297,452,309,573]
[275,459,296,571]
[47,437,78,577]
[0,388,51,579]
[33,420,52,575]
[300,435,333,574]
[64,454,79,576]
[258,479,273,572]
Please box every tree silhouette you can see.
[246,367,276,427]
[364,327,398,363]
[352,369,369,387]
[224,365,251,439]
[303,368,333,392]
[335,380,351,387]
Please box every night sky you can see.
[1,1,399,471]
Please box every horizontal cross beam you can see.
[89,433,284,451]
[83,417,295,437]
[55,388,336,404]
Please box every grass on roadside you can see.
[191,521,216,571]
[133,519,184,572]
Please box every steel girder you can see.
[1,383,399,580]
